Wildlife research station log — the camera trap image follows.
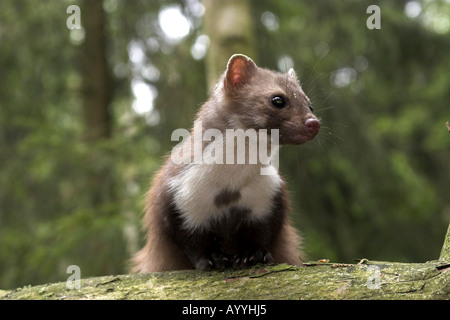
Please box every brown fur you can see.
[131,160,191,272]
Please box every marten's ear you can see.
[287,68,297,79]
[224,54,257,92]
[287,68,300,84]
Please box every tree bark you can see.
[81,0,112,142]
[203,0,256,90]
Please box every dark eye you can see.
[308,104,314,113]
[271,96,286,108]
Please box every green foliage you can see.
[0,0,449,289]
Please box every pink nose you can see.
[305,118,320,135]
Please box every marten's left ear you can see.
[287,68,300,84]
[224,54,257,92]
[287,68,296,79]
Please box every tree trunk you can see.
[81,0,112,142]
[203,0,256,90]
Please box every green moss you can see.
[0,290,10,299]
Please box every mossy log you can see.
[2,223,449,300]
[1,260,449,300]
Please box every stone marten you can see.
[132,54,320,272]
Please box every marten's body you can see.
[132,54,320,272]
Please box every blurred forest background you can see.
[0,0,449,289]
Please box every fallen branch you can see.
[1,259,448,300]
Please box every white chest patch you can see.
[168,163,282,231]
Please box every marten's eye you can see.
[308,104,314,113]
[271,96,286,108]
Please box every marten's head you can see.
[220,54,320,145]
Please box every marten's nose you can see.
[305,118,320,135]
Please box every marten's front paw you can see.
[233,250,273,269]
[194,253,231,271]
